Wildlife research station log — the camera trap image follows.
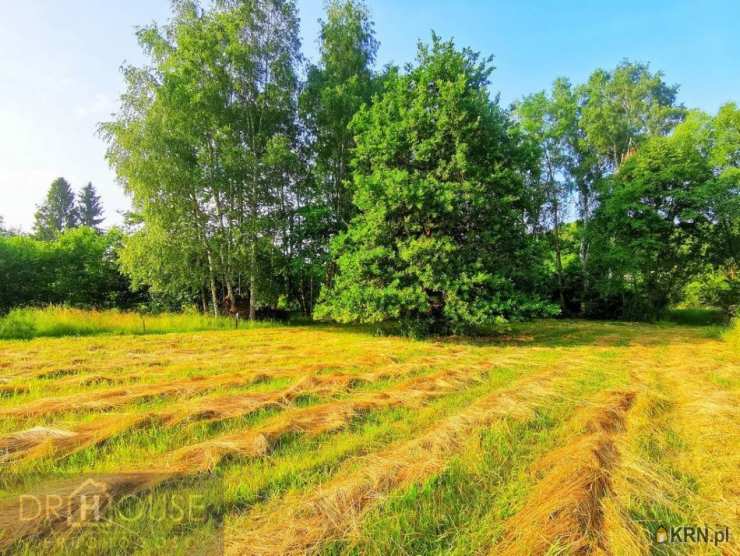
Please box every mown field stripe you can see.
[0,368,420,465]
[0,365,494,549]
[222,367,569,555]
[11,365,529,554]
[599,344,740,555]
[490,390,636,555]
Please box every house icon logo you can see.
[656,526,668,544]
[66,478,113,527]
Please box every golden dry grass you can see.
[0,319,737,555]
[493,390,636,555]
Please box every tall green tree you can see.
[33,177,78,240]
[678,104,740,314]
[523,62,686,313]
[516,79,584,311]
[577,61,685,266]
[580,61,685,172]
[589,119,715,319]
[294,0,383,309]
[316,35,556,334]
[101,0,302,319]
[300,0,379,234]
[77,182,105,231]
[705,103,740,267]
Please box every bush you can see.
[0,309,38,340]
[665,307,727,326]
[0,228,143,313]
[682,266,739,317]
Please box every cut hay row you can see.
[161,365,495,471]
[0,372,370,465]
[0,472,164,551]
[221,370,565,555]
[0,373,255,419]
[0,345,485,417]
[0,366,493,549]
[491,389,636,555]
[669,373,740,530]
[0,327,425,383]
[600,362,740,555]
[0,363,445,465]
[0,414,154,466]
[0,384,29,398]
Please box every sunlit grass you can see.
[0,319,736,554]
[723,317,739,349]
[0,306,273,340]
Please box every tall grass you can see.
[0,306,272,340]
[723,318,739,350]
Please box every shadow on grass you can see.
[311,318,724,349]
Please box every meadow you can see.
[0,315,737,555]
[0,307,267,340]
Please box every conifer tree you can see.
[77,182,105,231]
[33,177,78,239]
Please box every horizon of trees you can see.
[1,0,737,330]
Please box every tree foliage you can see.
[101,0,302,318]
[7,4,734,329]
[0,228,137,313]
[585,104,739,318]
[77,182,105,231]
[33,177,79,240]
[589,130,713,318]
[315,36,557,334]
[300,0,380,234]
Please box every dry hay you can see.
[222,370,563,555]
[605,371,740,554]
[491,390,636,556]
[70,375,118,387]
[0,415,154,465]
[0,374,249,419]
[166,367,486,473]
[0,372,373,465]
[0,384,29,398]
[168,372,369,425]
[0,366,489,547]
[0,427,77,463]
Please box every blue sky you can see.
[1,0,738,231]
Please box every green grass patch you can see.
[0,306,277,340]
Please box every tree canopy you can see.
[5,2,737,328]
[33,177,78,240]
[77,182,105,231]
[315,36,557,334]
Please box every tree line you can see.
[2,0,737,331]
[0,180,143,312]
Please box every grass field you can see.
[0,307,267,340]
[0,318,737,555]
